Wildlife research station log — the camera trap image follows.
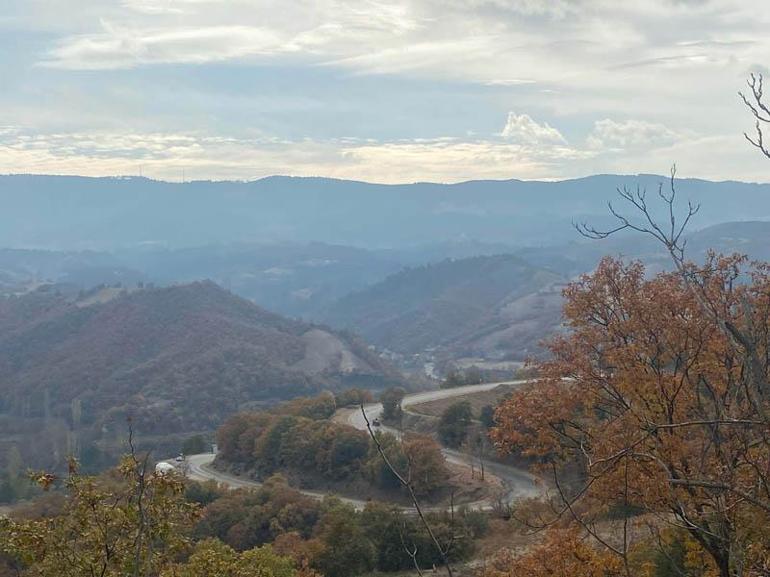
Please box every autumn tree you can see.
[402,435,449,496]
[485,527,623,577]
[0,452,198,577]
[0,454,306,577]
[493,172,770,576]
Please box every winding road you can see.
[180,381,539,511]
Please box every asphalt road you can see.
[339,380,539,503]
[185,453,369,509]
[177,381,540,510]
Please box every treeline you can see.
[190,476,487,577]
[217,392,448,496]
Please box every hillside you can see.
[514,220,770,278]
[324,254,565,364]
[0,281,403,472]
[0,248,145,295]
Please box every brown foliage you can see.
[493,256,770,577]
[485,527,623,577]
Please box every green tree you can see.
[380,387,406,422]
[438,401,473,448]
[161,538,297,577]
[311,503,375,577]
[366,432,407,490]
[182,434,208,456]
[334,388,374,408]
[440,370,464,389]
[479,405,495,429]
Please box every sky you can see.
[1,0,769,183]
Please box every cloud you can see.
[0,124,593,184]
[121,0,227,15]
[587,118,682,151]
[43,22,292,69]
[4,0,770,184]
[501,112,567,145]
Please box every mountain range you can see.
[3,174,770,250]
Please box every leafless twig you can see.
[360,404,455,577]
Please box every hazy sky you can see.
[1,0,769,183]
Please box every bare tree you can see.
[740,73,770,159]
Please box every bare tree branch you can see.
[740,73,770,159]
[360,404,455,577]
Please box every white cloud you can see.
[43,22,292,69]
[2,118,769,185]
[501,112,567,145]
[587,118,682,151]
[0,125,594,183]
[121,0,227,15]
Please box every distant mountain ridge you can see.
[2,174,770,250]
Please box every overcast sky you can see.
[1,0,769,183]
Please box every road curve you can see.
[338,380,540,502]
[185,453,370,510]
[177,381,540,511]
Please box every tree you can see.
[463,427,488,481]
[495,256,770,576]
[1,451,198,577]
[334,388,374,408]
[479,405,496,429]
[366,431,408,490]
[484,528,623,577]
[441,367,484,389]
[438,401,473,448]
[182,434,208,456]
[161,538,297,577]
[310,503,375,577]
[494,166,770,577]
[380,387,406,422]
[441,370,464,389]
[358,405,457,577]
[402,435,449,496]
[327,428,370,479]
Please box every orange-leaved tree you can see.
[493,253,770,577]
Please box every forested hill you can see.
[0,281,404,470]
[324,254,565,361]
